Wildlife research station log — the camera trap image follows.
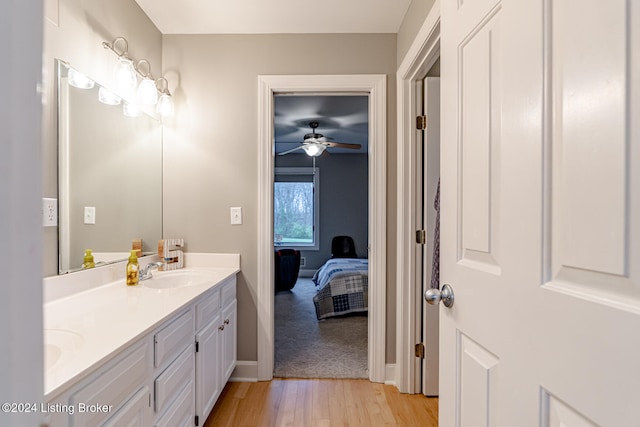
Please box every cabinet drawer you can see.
[221,277,236,307]
[195,290,220,331]
[155,344,194,413]
[155,311,193,368]
[154,380,194,427]
[102,386,151,427]
[70,342,149,427]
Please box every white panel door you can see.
[422,77,441,397]
[439,0,640,425]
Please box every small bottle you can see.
[126,250,139,286]
[82,249,95,269]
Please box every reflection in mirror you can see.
[57,60,163,274]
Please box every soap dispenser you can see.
[126,250,139,286]
[82,249,95,269]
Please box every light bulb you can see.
[302,143,326,157]
[123,101,141,118]
[156,93,174,117]
[98,87,121,105]
[113,57,137,98]
[68,69,95,89]
[136,78,158,105]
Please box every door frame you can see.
[257,74,387,382]
[395,1,441,393]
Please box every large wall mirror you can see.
[57,59,163,274]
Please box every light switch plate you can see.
[84,206,96,224]
[230,207,242,225]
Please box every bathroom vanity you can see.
[43,253,239,426]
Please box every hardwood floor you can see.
[204,379,438,427]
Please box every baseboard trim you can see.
[230,360,258,382]
[385,363,397,387]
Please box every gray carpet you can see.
[274,278,368,379]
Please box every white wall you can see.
[0,1,44,426]
[162,33,398,363]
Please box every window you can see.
[274,167,319,249]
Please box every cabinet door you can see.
[195,312,221,422]
[102,386,151,427]
[221,299,237,382]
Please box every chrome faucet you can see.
[139,262,165,281]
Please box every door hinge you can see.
[416,229,426,245]
[195,415,199,426]
[415,343,425,359]
[416,115,427,130]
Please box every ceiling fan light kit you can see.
[278,121,362,157]
[301,143,327,157]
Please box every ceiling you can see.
[274,95,369,155]
[134,0,412,35]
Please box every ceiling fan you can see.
[277,121,362,157]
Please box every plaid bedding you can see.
[312,258,368,320]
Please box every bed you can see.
[312,258,368,320]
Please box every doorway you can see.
[395,10,441,394]
[257,74,387,382]
[272,94,370,378]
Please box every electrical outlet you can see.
[42,198,58,227]
[300,257,306,267]
[84,206,96,225]
[230,207,242,225]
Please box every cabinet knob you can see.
[224,319,230,325]
[218,325,225,331]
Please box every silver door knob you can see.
[424,284,455,308]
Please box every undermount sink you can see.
[141,270,218,290]
[44,329,84,371]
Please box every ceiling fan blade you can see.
[324,141,362,150]
[277,145,305,156]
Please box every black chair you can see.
[331,236,357,258]
[274,249,301,292]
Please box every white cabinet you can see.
[195,311,222,423]
[221,299,237,382]
[69,342,150,427]
[194,276,237,424]
[154,381,194,427]
[46,274,237,427]
[103,386,152,427]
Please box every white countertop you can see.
[43,253,240,401]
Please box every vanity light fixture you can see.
[123,101,142,118]
[155,77,174,118]
[67,68,95,89]
[134,59,159,105]
[103,36,175,117]
[98,86,121,106]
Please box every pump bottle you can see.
[126,250,139,286]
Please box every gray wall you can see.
[161,33,398,363]
[43,0,162,276]
[397,0,436,66]
[275,154,369,271]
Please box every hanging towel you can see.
[430,179,440,289]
